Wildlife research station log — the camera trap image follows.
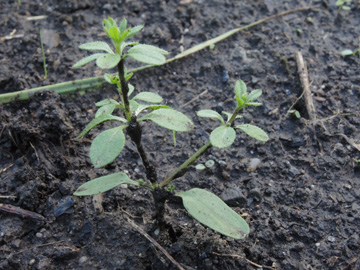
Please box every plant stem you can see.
[118,59,131,121]
[118,59,158,184]
[159,141,212,188]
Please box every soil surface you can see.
[1,1,360,269]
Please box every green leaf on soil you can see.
[127,44,168,65]
[72,53,104,68]
[95,104,117,118]
[132,92,163,103]
[74,172,139,196]
[246,89,262,102]
[210,126,236,148]
[197,110,225,125]
[125,25,144,39]
[340,49,354,57]
[96,53,121,69]
[138,108,193,132]
[176,188,250,239]
[77,114,127,139]
[79,41,114,54]
[95,98,119,107]
[134,104,171,116]
[234,80,247,98]
[90,126,126,168]
[235,124,269,142]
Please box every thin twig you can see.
[0,203,46,222]
[212,252,275,269]
[15,240,65,255]
[125,216,185,270]
[295,52,316,121]
[180,89,208,109]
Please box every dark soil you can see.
[1,1,360,269]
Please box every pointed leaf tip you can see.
[177,188,250,239]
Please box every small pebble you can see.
[328,236,336,242]
[79,256,88,264]
[247,158,261,172]
[315,243,321,247]
[36,232,43,238]
[29,259,36,266]
[102,4,112,11]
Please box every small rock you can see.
[102,4,112,11]
[220,187,246,207]
[54,196,74,217]
[12,239,22,249]
[327,236,336,242]
[289,165,301,176]
[248,189,262,203]
[36,232,43,238]
[29,259,36,266]
[79,256,88,264]
[247,158,261,172]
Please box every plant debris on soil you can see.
[1,1,360,269]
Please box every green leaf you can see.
[77,114,126,139]
[197,110,225,125]
[246,89,262,102]
[79,41,114,54]
[121,41,139,53]
[119,18,127,34]
[74,172,139,196]
[95,104,117,118]
[210,126,236,148]
[133,92,163,103]
[125,25,144,39]
[109,25,121,43]
[127,44,168,65]
[72,53,104,68]
[234,80,247,98]
[95,98,119,107]
[134,104,171,116]
[245,102,262,106]
[128,83,135,97]
[138,109,193,132]
[341,49,354,56]
[90,126,126,168]
[342,5,351,10]
[177,188,250,239]
[235,96,245,108]
[96,54,121,69]
[235,124,269,142]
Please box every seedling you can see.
[336,0,352,11]
[340,49,359,57]
[73,17,269,239]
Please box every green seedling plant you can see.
[73,17,269,240]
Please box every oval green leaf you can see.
[77,114,127,139]
[133,92,163,103]
[90,126,126,168]
[235,124,269,142]
[234,80,247,98]
[95,104,117,118]
[246,89,262,102]
[210,126,236,148]
[74,172,139,196]
[96,53,121,69]
[138,109,193,132]
[340,49,353,57]
[72,53,104,68]
[197,110,225,125]
[79,41,114,54]
[177,188,250,239]
[127,44,168,65]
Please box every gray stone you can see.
[220,187,246,207]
